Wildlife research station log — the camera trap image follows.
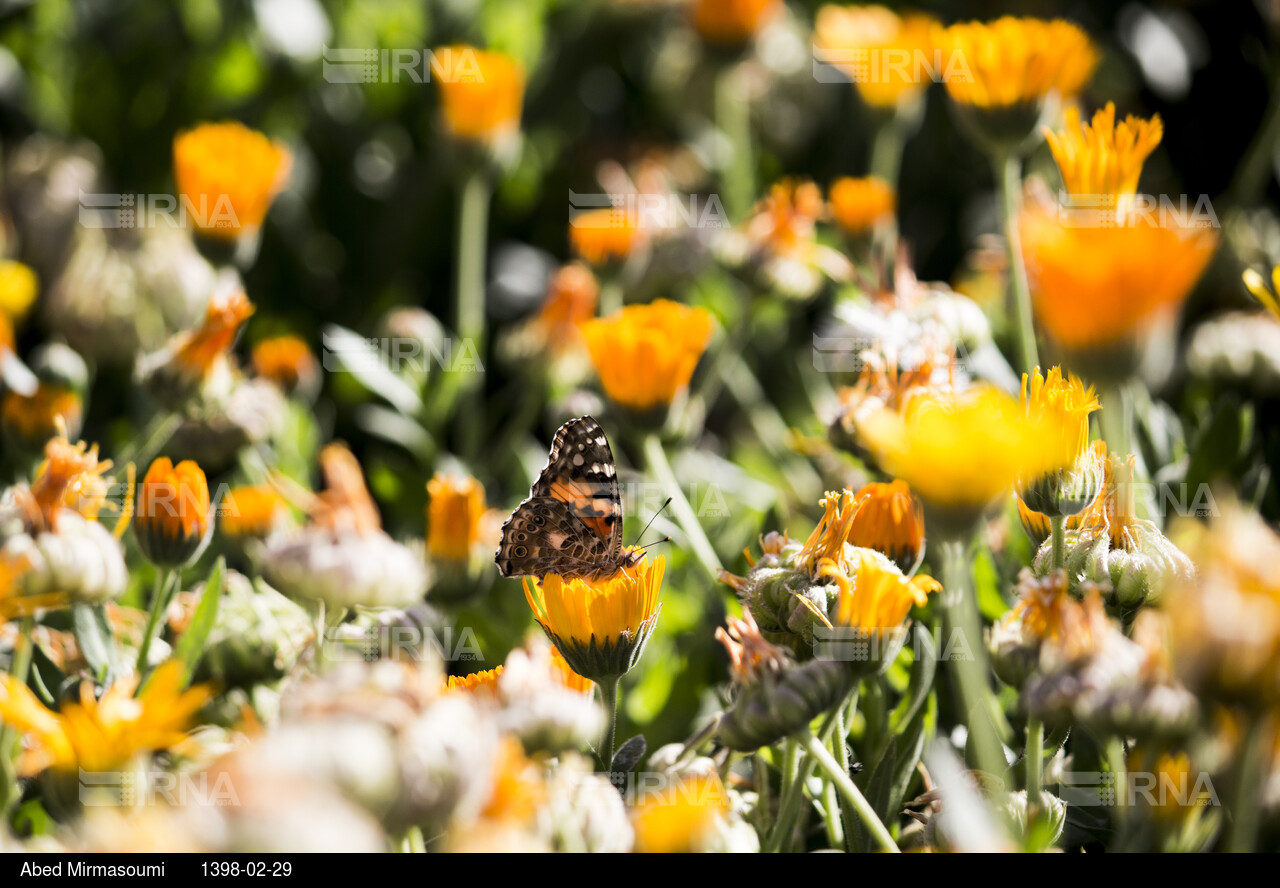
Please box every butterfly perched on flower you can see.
[495,416,644,580]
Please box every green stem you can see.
[802,731,899,853]
[994,152,1038,375]
[1098,385,1133,459]
[869,112,904,189]
[754,751,773,838]
[455,166,492,459]
[834,697,858,850]
[1105,736,1128,826]
[1227,714,1272,852]
[940,540,1005,778]
[1025,717,1044,825]
[1,616,36,808]
[1050,515,1066,571]
[715,61,755,221]
[820,770,844,848]
[136,569,177,674]
[642,433,722,581]
[599,676,620,769]
[599,277,623,317]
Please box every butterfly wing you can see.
[495,416,625,578]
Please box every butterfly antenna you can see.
[633,497,673,548]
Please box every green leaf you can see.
[858,735,899,852]
[71,603,118,683]
[889,624,936,734]
[172,557,224,687]
[973,547,1008,622]
[610,735,647,775]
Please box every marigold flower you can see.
[173,122,291,240]
[427,472,488,562]
[133,457,211,567]
[17,432,117,532]
[538,263,599,350]
[857,385,1043,537]
[251,335,319,396]
[569,208,643,267]
[631,770,730,852]
[935,17,1097,110]
[523,556,664,681]
[580,300,714,412]
[479,736,546,824]
[691,0,781,46]
[1,383,83,453]
[0,660,212,776]
[0,553,63,621]
[1018,366,1103,518]
[219,485,288,539]
[814,6,938,108]
[831,547,940,632]
[1022,106,1217,366]
[447,666,505,695]
[829,175,896,234]
[0,259,38,321]
[435,46,525,144]
[847,479,924,573]
[175,288,255,380]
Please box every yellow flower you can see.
[569,208,643,267]
[1020,365,1100,478]
[1022,105,1217,360]
[829,175,896,234]
[447,665,504,696]
[479,736,545,824]
[831,548,940,632]
[0,553,64,621]
[847,480,924,573]
[632,771,730,853]
[523,556,664,680]
[580,300,715,411]
[2,383,83,451]
[1046,104,1164,204]
[435,46,525,143]
[934,17,1097,109]
[813,6,938,107]
[691,0,781,46]
[1243,264,1280,321]
[858,385,1043,536]
[134,457,211,567]
[173,122,291,240]
[219,485,287,539]
[0,259,38,322]
[426,472,487,562]
[0,660,212,776]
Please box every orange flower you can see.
[220,485,287,539]
[538,263,598,350]
[692,0,782,46]
[447,666,504,695]
[18,433,115,532]
[251,335,318,394]
[435,46,525,143]
[580,300,715,411]
[569,208,643,267]
[829,176,896,234]
[847,480,924,573]
[934,17,1097,109]
[174,289,255,380]
[134,458,211,567]
[814,6,938,108]
[426,472,487,562]
[173,122,291,240]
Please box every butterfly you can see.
[495,416,644,580]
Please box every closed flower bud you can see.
[265,526,428,612]
[133,457,212,568]
[847,480,925,575]
[189,571,312,689]
[0,509,127,607]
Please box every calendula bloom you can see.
[0,259,38,321]
[847,479,924,573]
[569,208,644,267]
[137,286,255,407]
[426,472,488,563]
[1022,105,1217,372]
[829,175,896,235]
[12,432,118,532]
[934,17,1096,109]
[1014,454,1098,548]
[219,485,288,539]
[830,547,940,633]
[435,46,524,144]
[522,556,663,681]
[447,666,505,696]
[0,660,212,776]
[1018,366,1103,518]
[1039,452,1194,612]
[580,300,714,412]
[1,382,83,453]
[173,121,291,240]
[133,457,211,568]
[539,263,598,350]
[1167,502,1280,706]
[691,0,781,47]
[813,6,938,108]
[251,335,319,397]
[631,770,731,853]
[858,385,1043,538]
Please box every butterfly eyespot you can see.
[516,533,527,542]
[513,546,528,557]
[532,515,545,525]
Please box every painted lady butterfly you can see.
[495,416,643,580]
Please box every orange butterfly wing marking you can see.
[548,478,613,541]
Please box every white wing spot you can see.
[573,454,585,466]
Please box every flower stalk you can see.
[802,730,899,853]
[995,151,1038,375]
